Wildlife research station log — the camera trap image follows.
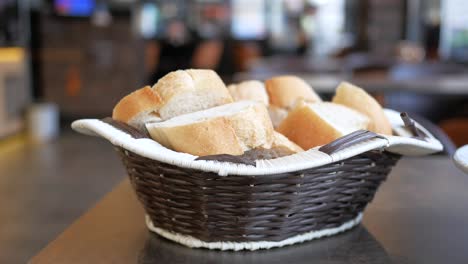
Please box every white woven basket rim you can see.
[145,213,363,251]
[71,109,443,176]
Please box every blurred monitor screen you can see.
[231,0,266,40]
[54,0,95,17]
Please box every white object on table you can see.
[453,145,468,174]
[27,103,59,144]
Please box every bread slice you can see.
[113,69,232,130]
[265,75,322,109]
[227,80,269,105]
[332,82,392,135]
[241,131,303,160]
[272,131,303,153]
[146,101,275,156]
[152,69,233,120]
[268,105,289,128]
[277,102,370,150]
[112,86,162,130]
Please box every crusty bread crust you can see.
[152,69,233,120]
[113,69,233,130]
[332,82,392,135]
[227,80,269,105]
[277,102,369,150]
[278,105,341,150]
[151,70,193,100]
[265,75,322,109]
[146,101,275,156]
[112,86,162,124]
[114,73,385,158]
[149,117,244,156]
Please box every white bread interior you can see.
[146,101,275,156]
[272,131,303,153]
[240,131,304,160]
[268,105,289,128]
[112,86,162,130]
[332,82,392,135]
[265,75,322,109]
[227,80,269,105]
[152,69,233,120]
[277,102,370,150]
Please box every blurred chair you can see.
[343,52,392,80]
[410,113,457,156]
[439,118,468,148]
[389,62,467,81]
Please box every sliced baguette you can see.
[112,86,162,130]
[227,80,269,105]
[277,102,370,150]
[152,69,233,120]
[265,75,322,109]
[146,101,275,156]
[332,82,392,135]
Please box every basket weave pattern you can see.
[117,148,400,243]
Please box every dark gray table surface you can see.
[31,156,468,264]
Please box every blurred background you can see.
[1,0,468,141]
[0,0,467,263]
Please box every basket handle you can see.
[101,117,150,139]
[319,130,386,155]
[400,112,428,140]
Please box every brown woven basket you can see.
[72,110,443,250]
[119,147,399,243]
[99,119,400,247]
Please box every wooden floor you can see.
[0,128,125,264]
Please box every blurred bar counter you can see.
[235,55,468,146]
[234,55,468,95]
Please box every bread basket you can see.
[72,109,442,251]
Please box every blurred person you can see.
[146,19,223,84]
[193,15,225,71]
[0,0,18,45]
[146,19,196,84]
[298,3,317,55]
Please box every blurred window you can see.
[137,3,159,39]
[231,0,266,40]
[440,0,468,61]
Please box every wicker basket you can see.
[72,109,443,251]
